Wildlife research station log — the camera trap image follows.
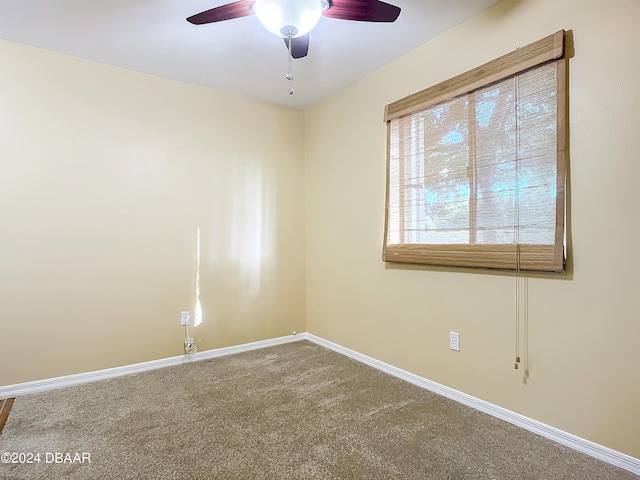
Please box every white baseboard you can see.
[0,333,305,398]
[305,333,640,476]
[1,331,637,475]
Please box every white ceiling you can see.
[0,0,498,109]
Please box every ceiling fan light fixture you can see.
[254,0,325,38]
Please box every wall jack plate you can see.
[449,331,460,351]
[180,311,191,326]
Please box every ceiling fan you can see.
[187,0,402,59]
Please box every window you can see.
[383,31,567,273]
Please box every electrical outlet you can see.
[449,332,460,351]
[180,311,191,326]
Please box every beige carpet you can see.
[0,341,637,479]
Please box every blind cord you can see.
[515,192,521,370]
[514,75,521,371]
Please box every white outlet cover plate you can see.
[450,332,460,351]
[180,311,191,326]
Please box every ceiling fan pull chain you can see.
[285,30,294,95]
[286,30,294,80]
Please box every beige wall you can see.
[305,0,640,459]
[0,40,306,385]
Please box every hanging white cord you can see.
[184,324,197,356]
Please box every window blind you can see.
[383,31,566,273]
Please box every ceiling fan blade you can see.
[284,34,310,59]
[187,0,256,25]
[323,0,401,22]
